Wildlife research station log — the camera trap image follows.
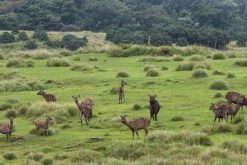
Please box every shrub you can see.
[226,72,236,78]
[116,72,129,78]
[26,60,35,67]
[233,116,242,124]
[212,70,225,75]
[236,122,247,135]
[143,65,154,72]
[5,109,17,118]
[62,34,87,51]
[228,53,237,58]
[33,31,49,41]
[215,124,232,133]
[45,40,62,49]
[71,64,94,71]
[89,57,98,61]
[194,62,211,70]
[192,69,208,78]
[214,92,223,98]
[60,51,72,56]
[18,106,28,116]
[173,55,184,61]
[73,57,80,61]
[237,39,246,47]
[3,153,17,160]
[110,88,118,94]
[209,80,228,90]
[171,116,184,122]
[189,55,204,61]
[194,121,201,126]
[67,107,77,117]
[24,40,38,50]
[47,58,70,67]
[28,152,44,161]
[175,62,195,71]
[212,53,226,60]
[17,32,28,41]
[161,66,168,70]
[42,158,53,165]
[234,61,247,67]
[146,69,159,77]
[0,103,12,111]
[61,24,80,32]
[0,32,15,43]
[221,140,247,153]
[176,37,188,46]
[133,104,142,110]
[138,57,170,62]
[6,59,25,68]
[71,149,103,163]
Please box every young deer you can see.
[37,90,56,102]
[72,95,93,126]
[33,115,53,136]
[0,117,15,141]
[120,115,150,140]
[209,103,228,124]
[118,80,127,104]
[149,95,160,121]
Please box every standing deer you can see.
[72,95,93,126]
[225,103,241,122]
[120,115,150,140]
[225,91,247,111]
[149,95,160,121]
[0,117,15,141]
[118,80,127,104]
[209,103,228,124]
[37,90,56,102]
[33,115,53,136]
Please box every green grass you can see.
[0,35,247,164]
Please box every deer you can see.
[120,115,150,140]
[118,80,127,104]
[37,90,56,102]
[225,91,247,111]
[225,103,241,122]
[72,95,93,126]
[33,115,53,136]
[0,116,15,141]
[149,95,160,121]
[209,103,228,124]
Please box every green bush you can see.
[42,158,53,165]
[176,37,188,46]
[236,39,246,47]
[71,64,94,71]
[143,65,154,72]
[3,153,17,160]
[133,104,142,110]
[71,149,103,163]
[228,53,237,58]
[33,31,49,41]
[171,116,184,122]
[161,66,168,70]
[89,57,98,61]
[236,123,247,135]
[0,32,15,43]
[209,80,228,90]
[226,72,236,78]
[6,59,25,68]
[193,62,211,70]
[28,152,44,161]
[234,61,247,67]
[176,62,195,71]
[214,92,223,98]
[45,40,62,49]
[212,53,226,60]
[0,103,12,111]
[24,40,38,50]
[26,60,35,67]
[173,55,184,61]
[62,34,87,51]
[5,109,17,118]
[212,70,225,75]
[221,140,247,153]
[67,107,77,117]
[189,55,204,61]
[116,72,129,78]
[215,124,232,133]
[47,58,70,67]
[192,69,208,78]
[17,32,28,41]
[73,57,80,61]
[18,106,28,116]
[146,69,159,77]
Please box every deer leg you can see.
[46,129,49,136]
[123,93,125,102]
[6,134,8,141]
[214,117,217,125]
[135,131,139,140]
[132,131,134,140]
[155,114,158,121]
[145,129,148,136]
[224,116,228,123]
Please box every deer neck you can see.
[75,100,82,111]
[42,93,48,99]
[123,121,133,130]
[45,118,50,128]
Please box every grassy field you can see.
[0,31,247,165]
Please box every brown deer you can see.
[33,115,53,136]
[37,90,56,102]
[225,103,241,122]
[209,103,228,124]
[0,117,15,141]
[118,80,127,103]
[72,95,93,126]
[225,91,247,111]
[149,95,160,121]
[120,115,150,140]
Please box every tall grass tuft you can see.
[47,58,70,67]
[209,80,228,90]
[176,62,195,71]
[116,72,129,78]
[212,53,226,60]
[192,69,208,78]
[234,60,247,67]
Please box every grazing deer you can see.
[72,95,93,126]
[225,91,247,111]
[37,90,56,102]
[33,115,53,136]
[149,95,160,121]
[120,115,150,140]
[118,80,127,104]
[209,103,228,124]
[0,117,15,141]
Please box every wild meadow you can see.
[0,31,247,165]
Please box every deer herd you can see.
[0,80,246,141]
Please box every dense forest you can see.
[0,0,247,49]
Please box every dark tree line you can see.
[0,0,246,49]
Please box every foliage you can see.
[45,40,62,49]
[62,34,87,51]
[33,31,49,41]
[176,62,195,71]
[116,72,129,78]
[3,153,17,160]
[212,53,226,60]
[192,69,208,78]
[234,61,247,67]
[209,80,228,90]
[146,69,159,77]
[47,58,70,67]
[226,72,236,78]
[5,109,17,118]
[17,32,28,41]
[0,32,15,43]
[24,40,38,50]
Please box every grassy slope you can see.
[0,31,247,164]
